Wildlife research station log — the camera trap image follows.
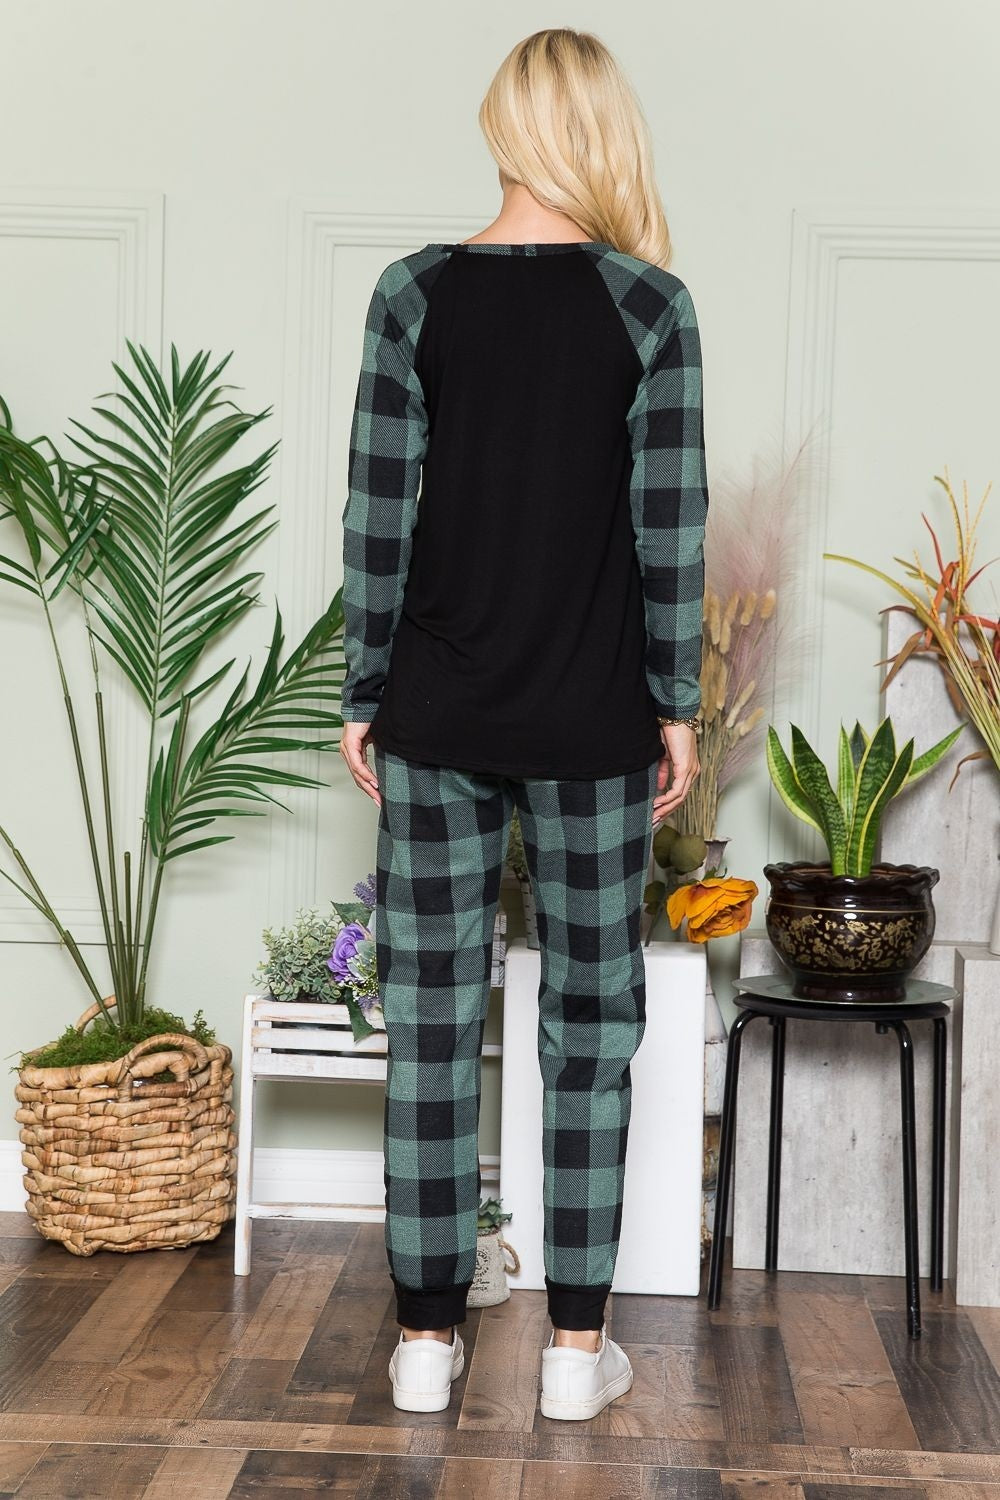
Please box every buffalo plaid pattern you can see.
[339,250,448,723]
[584,248,709,717]
[373,742,659,1332]
[340,242,708,723]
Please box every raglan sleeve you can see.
[625,283,709,719]
[340,268,429,723]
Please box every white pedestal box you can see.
[499,935,707,1296]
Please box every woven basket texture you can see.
[14,997,236,1255]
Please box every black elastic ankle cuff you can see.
[544,1275,611,1330]
[393,1276,472,1329]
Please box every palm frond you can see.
[67,339,279,715]
[149,591,347,863]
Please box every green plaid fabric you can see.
[340,250,446,723]
[340,243,708,723]
[586,251,709,717]
[374,743,658,1329]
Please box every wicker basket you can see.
[14,996,237,1256]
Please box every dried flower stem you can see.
[825,470,1000,780]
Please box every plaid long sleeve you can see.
[625,285,709,719]
[340,268,430,722]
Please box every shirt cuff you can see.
[652,702,702,720]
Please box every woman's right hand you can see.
[340,721,381,807]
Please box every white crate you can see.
[234,910,507,1274]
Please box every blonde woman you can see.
[339,27,708,1419]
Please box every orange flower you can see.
[665,876,759,943]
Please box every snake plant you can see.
[766,716,964,876]
[0,341,348,1034]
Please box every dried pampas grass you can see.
[674,433,820,839]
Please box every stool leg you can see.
[708,1008,758,1310]
[931,1015,947,1293]
[765,1014,786,1273]
[884,1019,922,1339]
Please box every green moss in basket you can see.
[477,1196,513,1233]
[16,1007,216,1073]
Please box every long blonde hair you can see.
[478,29,672,270]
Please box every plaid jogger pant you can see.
[373,742,659,1332]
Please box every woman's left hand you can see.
[652,724,700,825]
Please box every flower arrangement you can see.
[683,585,772,839]
[825,469,999,782]
[254,873,383,1041]
[664,876,759,944]
[643,824,758,944]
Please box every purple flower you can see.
[353,872,377,909]
[327,922,369,985]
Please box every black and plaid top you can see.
[340,239,709,779]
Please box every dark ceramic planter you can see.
[762,860,940,1002]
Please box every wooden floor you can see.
[1,1212,999,1498]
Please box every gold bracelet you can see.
[657,713,703,733]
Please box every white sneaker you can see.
[539,1323,633,1420]
[388,1327,465,1411]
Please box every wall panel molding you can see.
[267,209,485,917]
[778,204,1000,862]
[0,189,163,942]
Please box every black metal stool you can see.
[707,974,954,1338]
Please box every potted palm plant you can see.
[764,715,963,1000]
[1,341,348,1255]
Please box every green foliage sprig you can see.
[254,906,348,1006]
[477,1196,512,1233]
[254,894,381,1044]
